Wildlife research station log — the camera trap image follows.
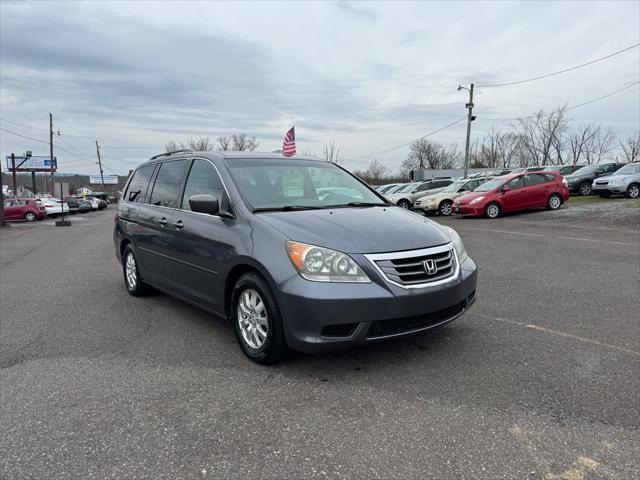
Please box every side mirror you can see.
[501,186,511,193]
[189,194,219,215]
[411,189,417,193]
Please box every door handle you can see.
[158,217,168,226]
[173,220,184,229]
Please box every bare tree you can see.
[217,134,259,151]
[620,131,640,163]
[165,140,179,153]
[568,123,598,166]
[496,132,521,168]
[515,105,568,166]
[402,138,456,173]
[322,141,344,165]
[217,136,232,151]
[584,126,616,164]
[353,158,391,184]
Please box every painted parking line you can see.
[478,313,639,357]
[455,226,639,247]
[557,236,640,247]
[455,226,544,237]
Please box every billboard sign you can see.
[90,175,119,185]
[5,156,57,172]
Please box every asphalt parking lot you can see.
[1,204,639,479]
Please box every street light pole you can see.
[459,83,475,179]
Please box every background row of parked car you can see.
[374,161,639,219]
[2,195,108,222]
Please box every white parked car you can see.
[39,198,69,217]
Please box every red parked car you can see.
[4,198,47,222]
[452,172,569,219]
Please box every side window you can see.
[434,180,450,189]
[181,160,225,211]
[416,183,430,192]
[506,177,524,190]
[149,160,188,208]
[125,164,156,203]
[524,174,548,187]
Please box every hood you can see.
[255,206,451,254]
[454,192,486,205]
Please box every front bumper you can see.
[452,204,483,216]
[592,183,626,194]
[277,256,478,354]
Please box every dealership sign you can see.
[5,156,57,172]
[90,175,119,185]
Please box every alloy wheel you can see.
[549,195,561,210]
[486,204,500,218]
[237,289,268,349]
[25,212,36,222]
[579,183,591,195]
[439,201,452,216]
[125,252,137,290]
[628,184,639,198]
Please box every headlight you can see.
[286,242,370,283]
[469,196,485,205]
[610,178,624,185]
[442,226,468,264]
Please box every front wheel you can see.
[231,273,287,364]
[578,182,592,196]
[397,199,411,209]
[485,202,501,219]
[547,194,562,210]
[438,200,453,216]
[24,212,37,222]
[626,183,639,199]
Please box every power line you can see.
[0,127,50,145]
[477,80,640,122]
[478,43,640,87]
[344,117,466,161]
[0,117,48,134]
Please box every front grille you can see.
[372,247,456,286]
[366,301,465,339]
[595,179,609,185]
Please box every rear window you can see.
[125,164,156,203]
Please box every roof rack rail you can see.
[150,149,193,160]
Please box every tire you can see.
[626,183,640,199]
[122,245,151,296]
[397,199,411,209]
[24,212,37,222]
[547,194,562,210]
[578,182,592,196]
[231,272,287,364]
[438,200,453,216]
[485,202,501,219]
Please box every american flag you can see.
[282,126,296,157]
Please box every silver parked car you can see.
[386,179,453,209]
[591,163,640,198]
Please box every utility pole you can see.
[459,83,475,179]
[11,153,17,199]
[49,112,54,194]
[95,140,105,193]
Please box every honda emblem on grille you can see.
[423,259,438,275]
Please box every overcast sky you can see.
[1,0,639,175]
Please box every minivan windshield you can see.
[227,159,386,211]
[473,177,508,192]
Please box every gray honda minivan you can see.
[114,151,477,363]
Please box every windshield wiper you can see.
[324,202,388,208]
[253,205,324,212]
